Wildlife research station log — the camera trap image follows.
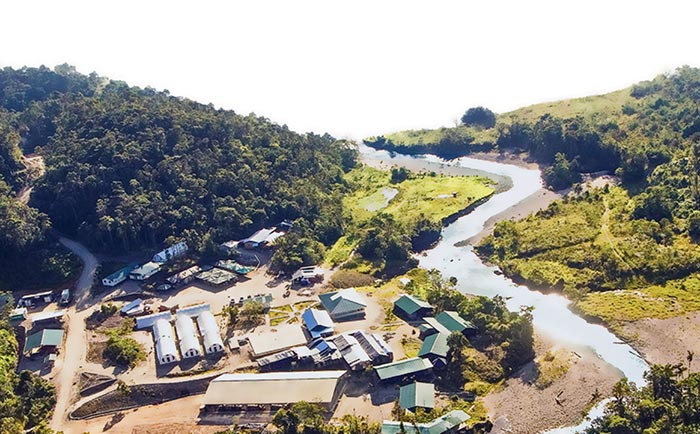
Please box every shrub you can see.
[103,336,145,368]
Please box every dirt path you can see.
[17,154,45,204]
[599,197,632,271]
[51,237,100,432]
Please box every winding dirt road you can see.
[50,237,100,432]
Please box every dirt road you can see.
[51,237,100,432]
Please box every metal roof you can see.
[248,324,308,358]
[374,357,433,381]
[175,315,201,356]
[153,319,178,363]
[196,310,224,352]
[394,294,433,316]
[24,329,64,353]
[177,303,211,318]
[30,310,66,324]
[399,382,435,410]
[419,333,449,359]
[203,371,346,406]
[302,308,334,339]
[103,263,138,284]
[136,311,172,329]
[319,288,366,317]
[435,311,476,333]
[381,410,470,434]
[422,317,451,335]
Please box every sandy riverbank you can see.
[485,333,623,434]
[622,313,700,373]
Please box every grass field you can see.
[343,166,494,224]
[500,88,634,124]
[325,166,494,267]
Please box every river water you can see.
[359,145,649,433]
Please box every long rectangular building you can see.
[203,371,347,410]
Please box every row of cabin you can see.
[392,294,477,368]
[136,304,224,365]
[102,242,188,287]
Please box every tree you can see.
[239,301,265,327]
[543,153,582,190]
[461,107,496,129]
[689,211,700,241]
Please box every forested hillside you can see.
[0,294,56,433]
[472,68,700,326]
[0,65,357,289]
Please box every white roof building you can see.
[136,311,172,329]
[153,319,179,364]
[203,371,347,409]
[196,310,224,354]
[129,262,161,281]
[175,315,202,358]
[152,241,188,263]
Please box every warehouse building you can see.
[196,310,225,354]
[202,371,347,411]
[175,314,202,358]
[153,319,179,364]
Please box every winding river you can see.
[359,145,649,433]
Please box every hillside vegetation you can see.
[0,65,358,288]
[473,68,700,326]
[0,295,56,433]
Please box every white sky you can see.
[2,0,699,139]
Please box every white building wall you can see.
[153,319,179,364]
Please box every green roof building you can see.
[399,382,435,411]
[393,294,434,321]
[381,409,470,434]
[435,311,477,335]
[418,333,449,366]
[24,329,64,355]
[374,357,433,382]
[318,288,367,321]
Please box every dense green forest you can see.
[586,362,700,434]
[0,294,56,433]
[0,65,358,286]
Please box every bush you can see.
[103,336,145,368]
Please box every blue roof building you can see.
[302,308,334,339]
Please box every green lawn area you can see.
[325,166,494,267]
[576,274,700,323]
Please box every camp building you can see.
[153,318,179,364]
[302,308,334,339]
[381,410,470,434]
[374,357,433,383]
[152,241,188,263]
[418,332,449,367]
[102,264,138,286]
[175,314,202,358]
[399,382,435,412]
[24,329,64,355]
[196,310,225,354]
[435,311,477,337]
[394,294,434,321]
[248,324,308,358]
[318,288,366,321]
[202,371,347,411]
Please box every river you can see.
[358,144,649,433]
